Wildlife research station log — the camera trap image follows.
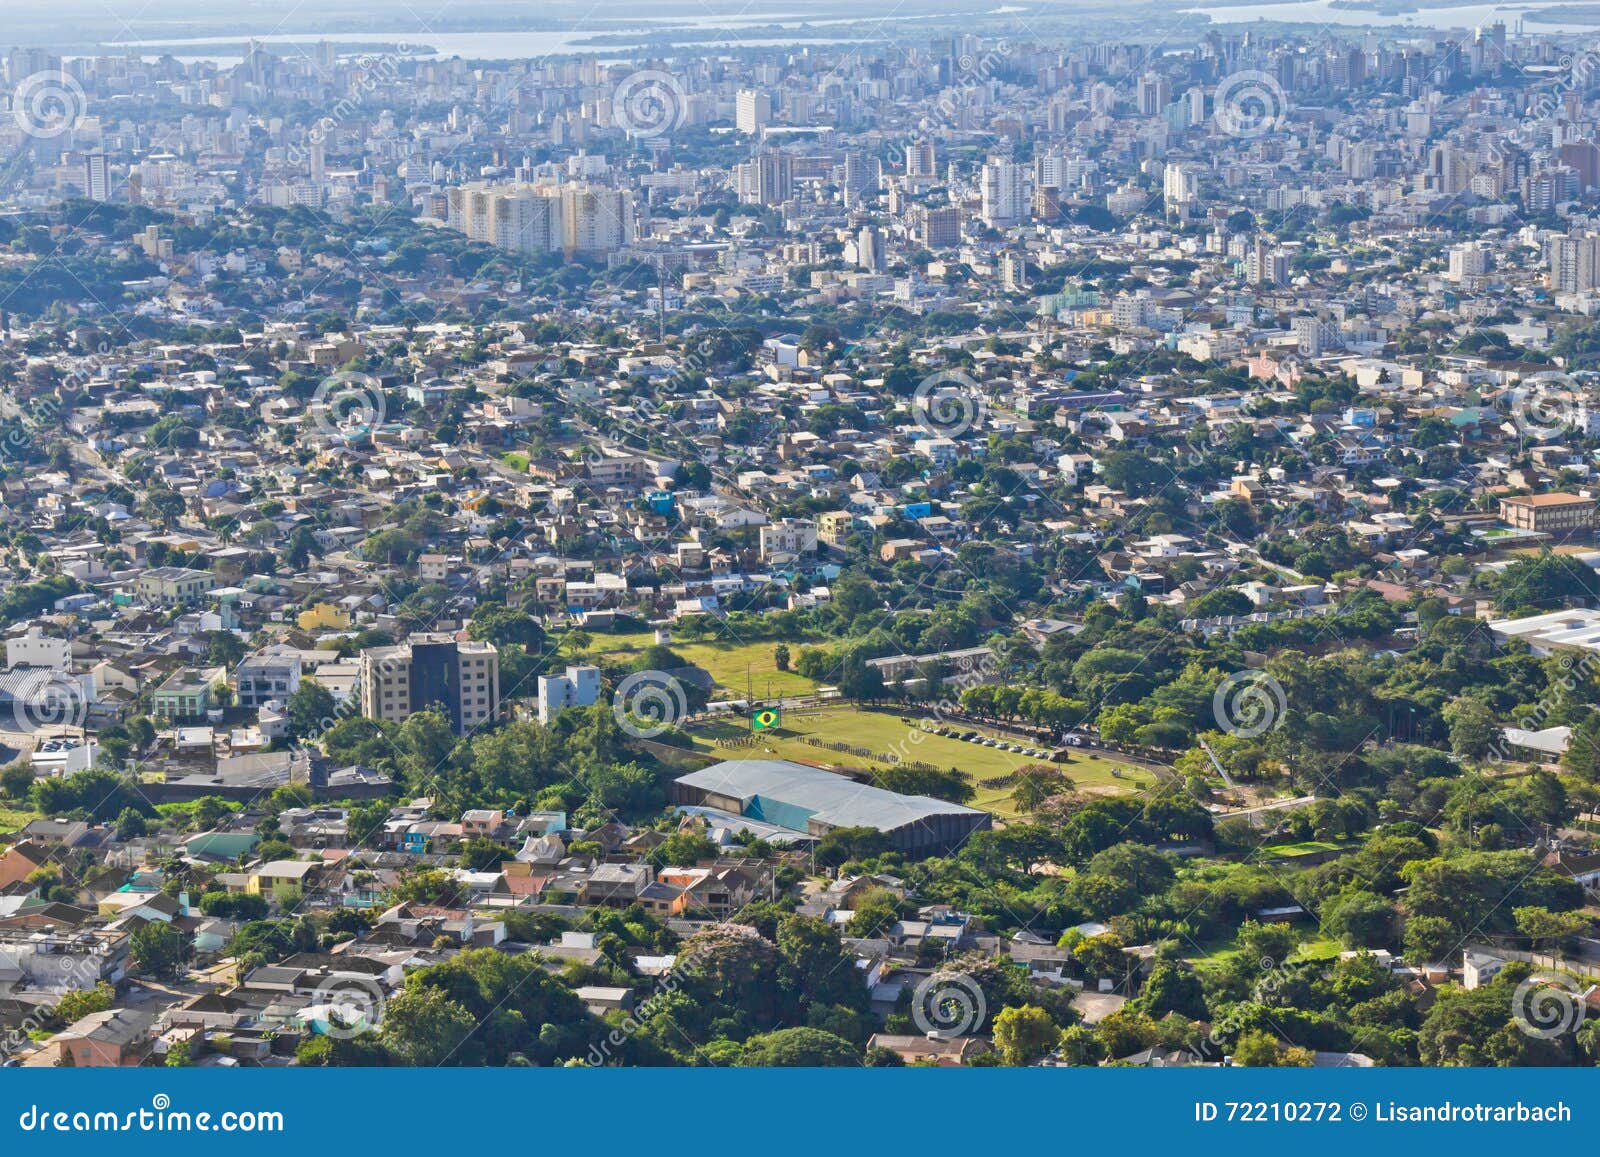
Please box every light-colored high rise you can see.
[560,183,636,255]
[83,152,110,202]
[1550,232,1600,293]
[736,89,771,135]
[447,181,635,256]
[1163,162,1198,211]
[980,159,1026,227]
[1448,242,1490,283]
[737,151,793,206]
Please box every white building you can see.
[736,89,771,135]
[980,160,1027,228]
[6,630,69,671]
[1447,242,1491,282]
[537,664,602,725]
[759,518,819,560]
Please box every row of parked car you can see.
[928,725,1056,760]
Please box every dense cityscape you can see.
[4,1,1600,1071]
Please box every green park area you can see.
[1186,929,1343,969]
[589,631,822,699]
[1260,839,1354,860]
[680,705,1156,819]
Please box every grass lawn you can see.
[1184,928,1339,969]
[681,705,1154,819]
[1261,839,1351,859]
[590,631,821,699]
[0,805,39,835]
[1293,935,1343,962]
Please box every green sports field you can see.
[682,705,1154,818]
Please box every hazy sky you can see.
[3,0,983,46]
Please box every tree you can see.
[835,651,885,701]
[1417,978,1576,1066]
[380,985,480,1066]
[648,829,720,868]
[1562,710,1600,781]
[991,1005,1060,1066]
[287,680,337,739]
[1513,906,1590,952]
[130,922,189,979]
[776,915,870,1014]
[192,796,230,831]
[1058,1023,1104,1065]
[30,768,149,823]
[814,826,891,869]
[1073,933,1132,983]
[738,1027,859,1067]
[677,923,783,1030]
[1444,695,1498,760]
[844,887,904,939]
[1232,1029,1312,1066]
[468,604,546,651]
[0,762,33,799]
[1495,550,1600,613]
[873,764,975,804]
[460,837,516,872]
[387,948,596,1065]
[114,807,148,840]
[54,982,113,1025]
[1402,914,1458,965]
[864,1045,906,1066]
[1138,960,1208,1020]
[1087,842,1174,894]
[199,891,269,921]
[774,644,791,672]
[1235,920,1296,968]
[1325,891,1397,949]
[1011,765,1071,813]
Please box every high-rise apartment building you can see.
[359,634,500,735]
[736,89,771,135]
[980,159,1026,227]
[1550,232,1600,293]
[446,181,634,256]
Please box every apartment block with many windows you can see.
[359,634,500,735]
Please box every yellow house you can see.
[298,602,350,631]
[247,861,317,895]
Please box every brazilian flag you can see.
[752,706,781,732]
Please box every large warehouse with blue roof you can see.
[670,759,991,856]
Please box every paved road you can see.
[1212,795,1318,820]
